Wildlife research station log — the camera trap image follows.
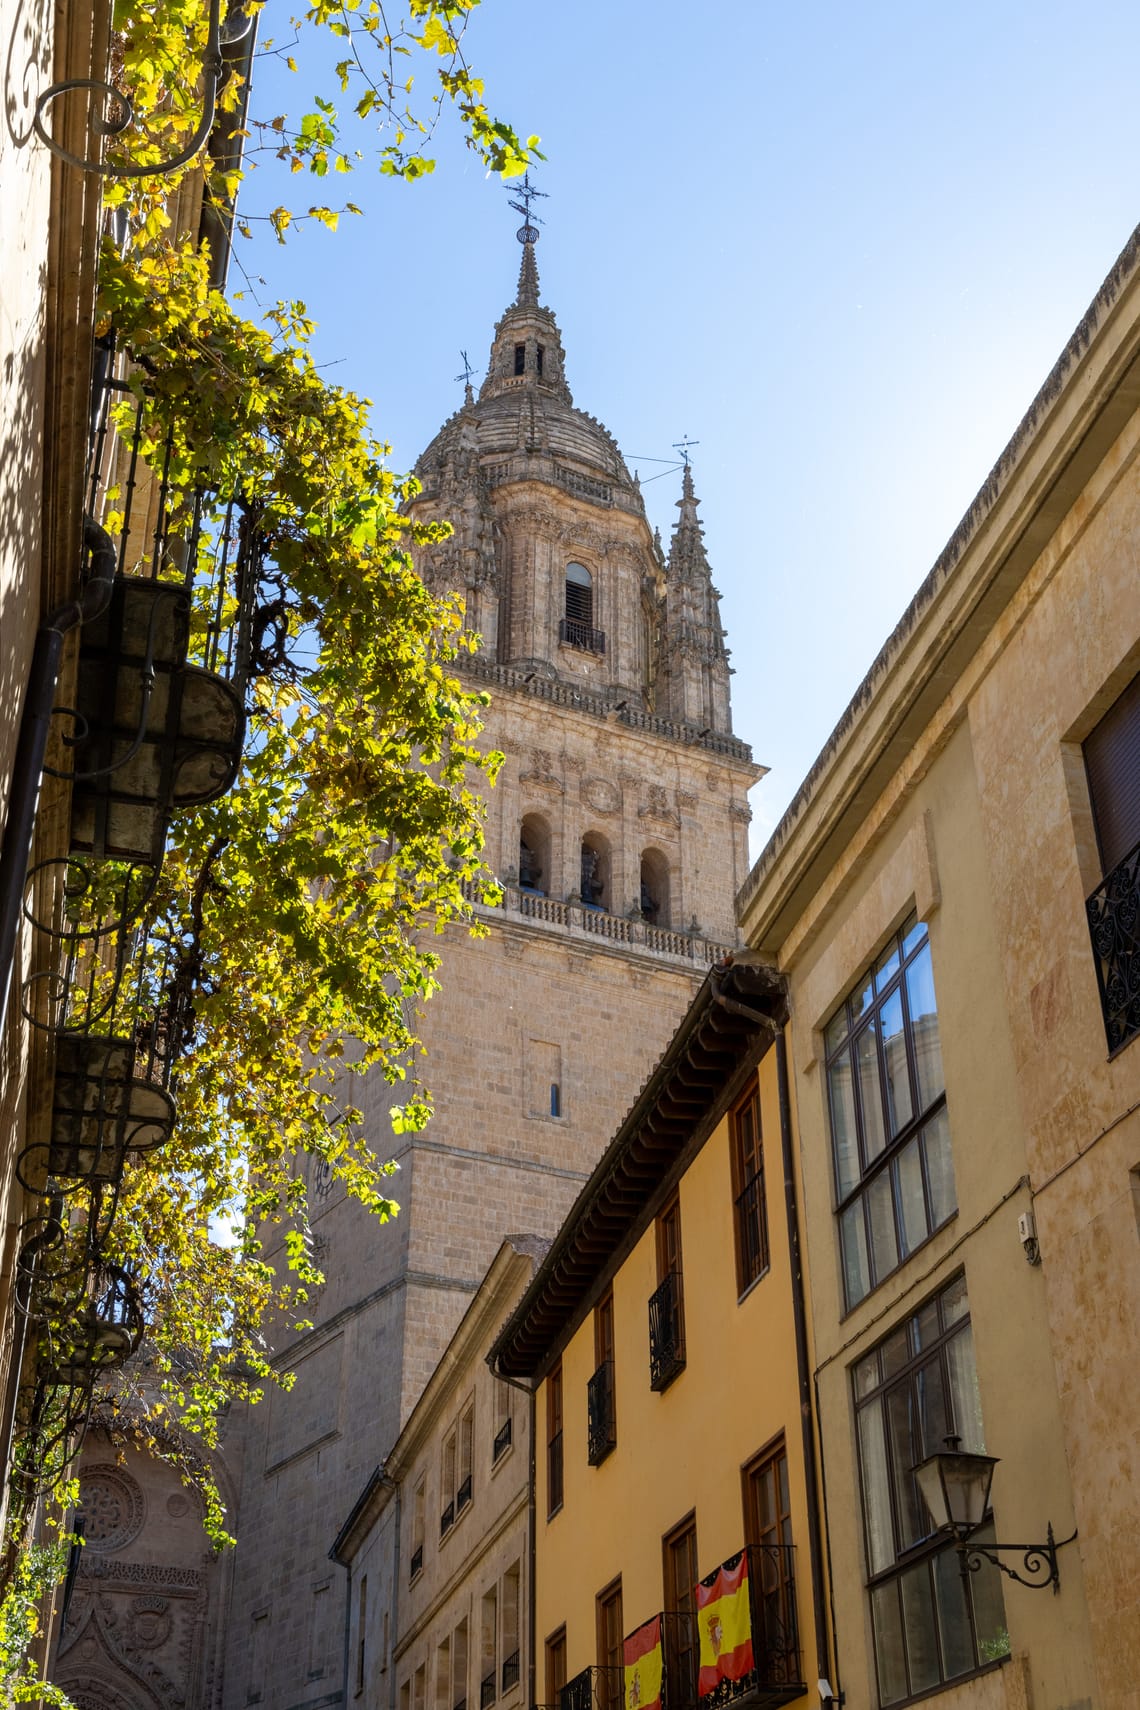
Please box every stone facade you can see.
[332,1238,543,1710]
[738,224,1140,1710]
[214,237,763,1709]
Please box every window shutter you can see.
[1085,672,1140,873]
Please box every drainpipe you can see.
[0,517,116,1036]
[491,1364,537,1710]
[775,1028,839,1703]
[388,1481,401,1710]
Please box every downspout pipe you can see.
[775,1027,839,1703]
[0,517,116,1036]
[488,1361,537,1710]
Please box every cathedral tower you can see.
[56,229,765,1710]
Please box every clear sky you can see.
[232,0,1140,858]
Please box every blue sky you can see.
[233,1,1140,856]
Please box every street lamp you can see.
[912,1437,1075,1595]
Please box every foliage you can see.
[14,0,532,1573]
[0,1490,79,1706]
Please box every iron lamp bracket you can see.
[957,1522,1077,1595]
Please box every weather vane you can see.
[508,171,548,245]
[454,350,475,388]
[672,436,700,468]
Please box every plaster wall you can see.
[533,1056,816,1707]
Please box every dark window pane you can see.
[932,1547,975,1679]
[899,1561,940,1695]
[886,1386,924,1551]
[906,945,945,1107]
[879,1325,910,1381]
[828,1054,859,1199]
[968,1527,1011,1663]
[867,1170,899,1284]
[871,1582,908,1708]
[841,1202,870,1307]
[896,1137,928,1256]
[856,1021,887,1161]
[880,989,913,1136]
[923,1106,957,1229]
[914,1297,941,1351]
[914,1356,950,1462]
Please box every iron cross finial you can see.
[672,436,700,468]
[508,171,548,244]
[454,350,475,388]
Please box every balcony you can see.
[440,1500,455,1537]
[558,1667,622,1710]
[657,1547,805,1710]
[1086,835,1140,1052]
[481,1670,497,1709]
[493,1417,513,1461]
[457,1473,473,1513]
[501,1651,520,1693]
[559,617,606,656]
[587,1360,616,1465]
[409,1544,423,1580]
[648,1271,685,1391]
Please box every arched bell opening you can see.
[518,813,552,895]
[639,848,671,928]
[579,831,611,911]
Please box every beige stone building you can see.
[332,1237,545,1710]
[738,225,1140,1709]
[217,233,763,1708]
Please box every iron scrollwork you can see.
[959,1522,1077,1596]
[32,0,253,178]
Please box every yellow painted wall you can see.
[534,1048,816,1704]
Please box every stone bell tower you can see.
[207,227,766,1708]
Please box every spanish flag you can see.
[624,1614,664,1710]
[696,1552,753,1697]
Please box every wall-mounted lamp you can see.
[913,1436,1076,1594]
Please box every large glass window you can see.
[853,1276,1008,1707]
[825,914,956,1309]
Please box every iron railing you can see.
[457,1472,473,1512]
[587,1360,616,1465]
[1086,835,1140,1051]
[481,1671,497,1709]
[440,1499,455,1537]
[501,1651,520,1693]
[661,1546,803,1710]
[493,1417,513,1461]
[559,617,606,655]
[734,1169,769,1288]
[557,1667,623,1710]
[648,1270,685,1391]
[409,1544,423,1580]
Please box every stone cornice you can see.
[737,220,1140,955]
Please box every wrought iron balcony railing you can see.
[440,1500,455,1537]
[457,1472,473,1513]
[656,1546,803,1710]
[1086,835,1140,1052]
[734,1169,769,1286]
[501,1650,520,1693]
[587,1359,616,1465]
[547,1428,564,1514]
[648,1270,685,1391]
[409,1544,423,1580]
[559,617,606,655]
[493,1416,513,1461]
[481,1669,497,1709]
[558,1666,623,1710]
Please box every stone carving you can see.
[582,776,620,816]
[639,785,680,827]
[165,1493,189,1520]
[80,1466,147,1554]
[730,803,753,823]
[676,790,698,811]
[519,748,563,794]
[127,1595,173,1650]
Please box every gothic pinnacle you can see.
[517,238,540,308]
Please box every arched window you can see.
[640,849,670,928]
[580,832,610,911]
[519,813,552,895]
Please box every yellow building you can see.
[738,224,1140,1708]
[491,959,834,1710]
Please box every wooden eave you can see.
[488,959,787,1379]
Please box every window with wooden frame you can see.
[649,1193,685,1389]
[1084,668,1140,1051]
[824,914,956,1310]
[588,1289,616,1464]
[501,1564,521,1695]
[441,1401,475,1536]
[731,1081,769,1295]
[595,1578,624,1710]
[547,1362,564,1517]
[545,1627,567,1708]
[410,1475,425,1578]
[493,1379,513,1463]
[662,1515,699,1710]
[742,1440,796,1672]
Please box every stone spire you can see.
[517,237,540,308]
[659,464,733,732]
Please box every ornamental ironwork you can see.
[587,1359,616,1465]
[1086,836,1140,1052]
[648,1271,685,1391]
[559,617,606,655]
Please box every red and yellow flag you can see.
[624,1615,664,1710]
[696,1553,753,1697]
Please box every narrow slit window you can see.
[513,344,525,376]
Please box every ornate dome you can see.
[413,240,640,501]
